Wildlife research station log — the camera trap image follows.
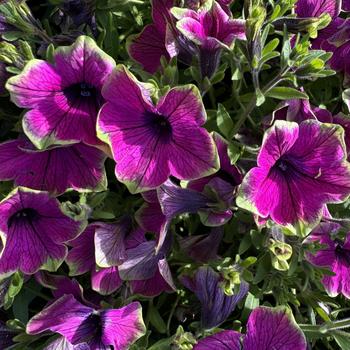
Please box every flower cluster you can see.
[1,0,350,349]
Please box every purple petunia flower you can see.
[294,0,350,79]
[27,294,146,350]
[237,120,350,227]
[194,306,307,350]
[97,64,219,194]
[0,137,107,195]
[127,0,173,74]
[173,1,245,77]
[181,266,249,329]
[0,187,85,277]
[307,222,350,298]
[6,35,115,149]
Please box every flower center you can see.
[64,82,97,100]
[335,241,350,267]
[146,112,172,141]
[275,158,288,172]
[8,208,38,228]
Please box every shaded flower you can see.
[0,320,17,350]
[173,1,245,77]
[61,0,95,27]
[307,222,350,298]
[43,337,89,350]
[180,266,248,329]
[344,0,350,11]
[0,187,85,277]
[27,294,146,350]
[237,120,350,227]
[158,178,234,227]
[294,0,350,78]
[194,306,307,350]
[6,35,115,149]
[0,137,107,195]
[97,64,218,193]
[127,0,173,73]
[179,227,223,262]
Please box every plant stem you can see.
[231,66,291,137]
[167,294,180,336]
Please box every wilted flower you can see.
[27,294,146,350]
[6,35,115,148]
[0,137,107,195]
[194,306,307,350]
[97,64,218,193]
[180,266,249,329]
[237,120,350,227]
[0,187,85,277]
[307,222,350,298]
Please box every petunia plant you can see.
[1,0,350,349]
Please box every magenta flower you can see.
[0,187,84,277]
[194,306,307,350]
[173,1,245,77]
[181,266,249,329]
[6,35,115,149]
[0,137,107,195]
[127,0,173,73]
[27,294,146,350]
[237,120,350,226]
[344,0,350,11]
[307,222,350,298]
[97,65,218,193]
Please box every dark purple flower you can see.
[0,137,107,195]
[237,120,350,226]
[194,306,307,350]
[307,222,350,298]
[173,1,245,77]
[6,35,115,148]
[97,64,219,193]
[0,187,85,277]
[181,266,248,329]
[27,294,146,350]
[61,0,95,27]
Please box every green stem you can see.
[167,294,180,336]
[231,66,291,137]
[23,285,51,302]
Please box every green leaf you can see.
[266,87,309,100]
[333,331,350,349]
[147,337,175,350]
[216,103,233,139]
[241,292,259,321]
[148,304,167,334]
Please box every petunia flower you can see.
[6,35,115,149]
[127,0,173,74]
[237,120,350,227]
[307,222,350,298]
[180,266,249,329]
[173,1,245,78]
[294,0,350,79]
[97,64,219,194]
[27,294,146,350]
[0,187,85,277]
[0,137,107,195]
[194,306,307,350]
[43,337,89,350]
[344,0,350,11]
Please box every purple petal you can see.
[0,321,17,349]
[135,198,166,233]
[100,302,146,349]
[66,224,96,276]
[127,24,169,74]
[295,0,341,18]
[243,306,307,350]
[0,138,107,195]
[0,188,84,276]
[26,294,94,344]
[91,266,123,295]
[194,330,242,350]
[157,179,214,219]
[43,337,89,350]
[118,241,159,280]
[181,266,249,329]
[94,219,131,268]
